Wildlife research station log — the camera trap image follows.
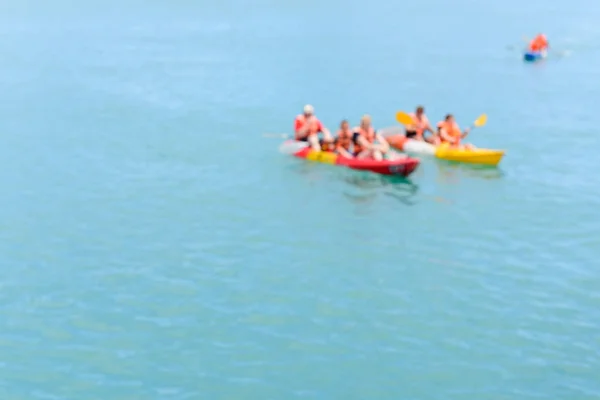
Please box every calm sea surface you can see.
[1,0,599,398]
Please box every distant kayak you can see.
[282,140,420,177]
[523,49,547,62]
[387,136,505,167]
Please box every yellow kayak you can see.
[391,111,504,166]
[434,144,505,166]
[387,136,505,166]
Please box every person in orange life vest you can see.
[352,114,390,161]
[436,114,474,149]
[404,105,435,143]
[528,33,548,52]
[294,104,333,151]
[334,120,355,158]
[319,138,337,152]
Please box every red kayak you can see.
[284,140,419,177]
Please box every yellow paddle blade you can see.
[395,111,414,126]
[473,114,487,127]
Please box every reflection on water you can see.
[434,159,505,182]
[284,156,504,208]
[284,159,331,184]
[342,173,419,206]
[283,157,420,206]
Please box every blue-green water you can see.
[1,1,600,398]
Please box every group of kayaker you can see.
[402,106,474,149]
[294,105,391,160]
[294,104,473,159]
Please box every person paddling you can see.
[528,33,548,53]
[352,115,390,160]
[294,104,333,151]
[405,106,435,143]
[435,114,474,149]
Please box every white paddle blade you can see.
[263,133,289,138]
[279,140,308,154]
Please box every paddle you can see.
[395,111,415,126]
[279,140,308,154]
[262,131,305,153]
[467,114,487,131]
[507,36,529,47]
[263,133,289,138]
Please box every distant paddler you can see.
[527,33,549,53]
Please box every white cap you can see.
[303,104,314,114]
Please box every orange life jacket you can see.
[353,126,375,153]
[294,114,322,138]
[320,140,336,152]
[408,113,430,139]
[437,121,462,145]
[336,128,353,151]
[529,35,548,52]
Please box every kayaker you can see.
[353,114,390,160]
[436,114,474,149]
[335,120,354,158]
[528,33,548,52]
[405,106,435,143]
[294,104,333,151]
[319,138,337,152]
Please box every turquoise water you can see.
[1,1,600,398]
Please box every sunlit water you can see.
[0,0,599,398]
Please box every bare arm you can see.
[376,132,388,144]
[422,125,436,142]
[375,133,390,152]
[337,147,353,158]
[439,128,455,144]
[357,135,372,149]
[295,123,310,139]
